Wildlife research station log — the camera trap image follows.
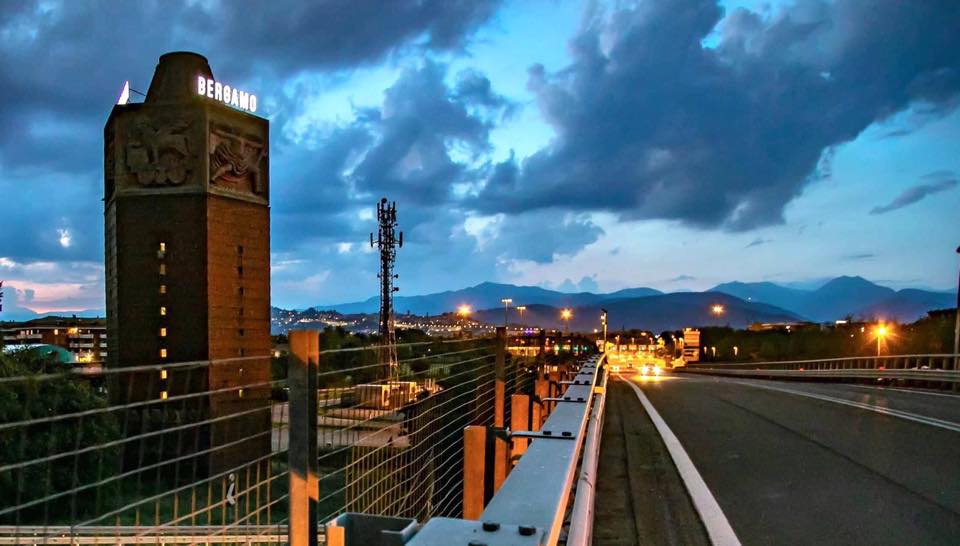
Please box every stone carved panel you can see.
[209,122,267,196]
[123,116,196,187]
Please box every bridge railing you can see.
[681,353,960,384]
[0,351,289,545]
[0,333,532,545]
[327,352,609,546]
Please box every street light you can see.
[711,304,725,316]
[500,298,513,328]
[457,304,471,318]
[561,308,572,334]
[954,245,959,366]
[600,308,608,352]
[874,323,889,357]
[516,305,527,326]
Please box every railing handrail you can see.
[404,353,608,546]
[688,353,959,368]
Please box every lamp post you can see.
[501,298,513,329]
[875,324,888,358]
[600,308,608,352]
[711,304,725,325]
[954,245,959,366]
[561,308,572,335]
[516,305,527,327]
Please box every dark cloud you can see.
[473,0,960,230]
[0,0,501,264]
[745,237,772,248]
[869,171,958,214]
[270,61,516,251]
[843,253,876,260]
[476,211,604,264]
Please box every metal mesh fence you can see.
[310,337,534,524]
[0,333,536,544]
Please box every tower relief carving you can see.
[123,116,196,187]
[209,122,268,196]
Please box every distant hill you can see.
[710,276,953,322]
[313,281,662,316]
[306,276,952,327]
[471,292,802,332]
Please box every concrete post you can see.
[289,330,319,546]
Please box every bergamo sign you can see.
[197,77,257,113]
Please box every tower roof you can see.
[145,51,214,103]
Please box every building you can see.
[0,316,107,363]
[104,52,271,473]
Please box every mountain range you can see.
[313,276,954,329]
[710,276,954,322]
[313,281,663,316]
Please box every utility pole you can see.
[954,246,959,367]
[370,198,403,380]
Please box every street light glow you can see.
[457,304,472,316]
[561,308,572,320]
[711,304,725,316]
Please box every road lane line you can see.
[731,381,960,433]
[849,384,960,399]
[619,375,742,546]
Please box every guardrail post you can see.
[534,377,549,428]
[289,330,319,546]
[463,425,488,519]
[510,394,531,461]
[493,327,508,492]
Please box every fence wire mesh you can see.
[0,333,538,544]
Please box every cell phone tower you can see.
[370,198,403,379]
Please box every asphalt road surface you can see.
[595,373,960,545]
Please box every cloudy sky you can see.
[1,0,958,315]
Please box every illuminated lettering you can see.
[195,76,259,114]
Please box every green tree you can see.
[0,350,121,524]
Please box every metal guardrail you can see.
[0,525,291,544]
[681,354,960,383]
[404,353,607,546]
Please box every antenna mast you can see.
[371,198,403,379]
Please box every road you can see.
[595,372,960,545]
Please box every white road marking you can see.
[731,380,960,434]
[620,375,742,546]
[848,384,960,399]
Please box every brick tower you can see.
[104,52,271,473]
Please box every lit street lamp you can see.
[501,298,513,328]
[875,324,889,357]
[561,308,572,334]
[600,308,608,352]
[711,304,725,316]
